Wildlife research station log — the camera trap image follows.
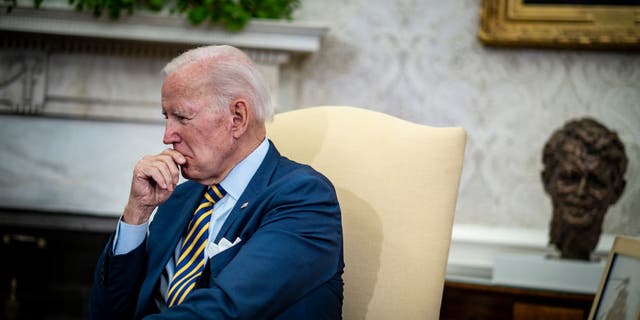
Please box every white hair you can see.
[163,45,273,122]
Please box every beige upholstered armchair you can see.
[267,106,466,320]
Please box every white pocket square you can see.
[218,237,242,251]
[207,237,242,258]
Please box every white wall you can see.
[288,0,640,236]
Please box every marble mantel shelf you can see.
[0,5,327,121]
[0,5,328,54]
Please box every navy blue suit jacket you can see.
[89,142,344,319]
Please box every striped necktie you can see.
[166,184,226,307]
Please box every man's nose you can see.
[576,176,587,196]
[163,122,179,145]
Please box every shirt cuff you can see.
[113,218,148,255]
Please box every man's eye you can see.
[560,171,580,183]
[588,174,607,190]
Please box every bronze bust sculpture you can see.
[541,118,628,260]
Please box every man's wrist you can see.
[114,218,148,255]
[123,202,155,225]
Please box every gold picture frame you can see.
[478,0,640,49]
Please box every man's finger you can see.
[143,165,170,190]
[161,148,186,165]
[154,158,178,191]
[154,154,180,186]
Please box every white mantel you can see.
[0,4,327,54]
[0,4,328,121]
[0,7,327,217]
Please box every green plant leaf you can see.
[188,6,208,25]
[147,0,163,10]
[18,0,301,32]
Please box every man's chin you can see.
[180,166,192,180]
[558,205,600,227]
[562,214,592,227]
[179,167,208,184]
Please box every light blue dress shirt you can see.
[112,138,269,305]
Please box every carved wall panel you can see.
[0,51,46,115]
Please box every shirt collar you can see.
[219,138,269,201]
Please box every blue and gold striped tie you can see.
[167,184,226,307]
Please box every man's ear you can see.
[230,99,249,138]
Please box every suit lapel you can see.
[215,141,280,242]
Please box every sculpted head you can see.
[541,118,627,260]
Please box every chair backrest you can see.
[267,106,466,320]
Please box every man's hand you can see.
[123,149,186,225]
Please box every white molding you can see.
[0,5,327,122]
[446,224,615,286]
[0,5,328,54]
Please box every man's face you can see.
[549,144,615,228]
[161,65,236,185]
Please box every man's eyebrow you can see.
[161,109,184,116]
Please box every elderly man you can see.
[89,45,344,319]
[542,118,627,261]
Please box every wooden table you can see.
[440,280,595,320]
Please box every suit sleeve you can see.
[144,171,342,320]
[89,235,148,320]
